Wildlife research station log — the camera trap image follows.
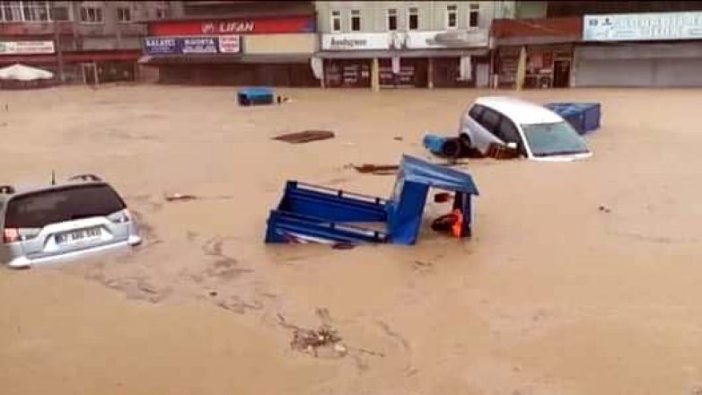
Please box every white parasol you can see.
[0,63,54,81]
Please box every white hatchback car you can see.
[460,96,592,162]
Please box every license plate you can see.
[56,227,102,245]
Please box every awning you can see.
[316,48,488,59]
[493,36,580,46]
[139,53,312,65]
[1,50,140,65]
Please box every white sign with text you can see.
[406,30,489,49]
[583,11,702,42]
[0,41,55,55]
[321,33,391,51]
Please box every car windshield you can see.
[521,122,590,157]
[4,184,126,229]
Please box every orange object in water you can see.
[451,209,464,238]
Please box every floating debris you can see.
[164,193,198,202]
[332,242,356,250]
[273,130,335,144]
[352,164,400,175]
[277,313,347,358]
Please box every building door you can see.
[82,63,98,85]
[476,63,489,88]
[553,60,571,88]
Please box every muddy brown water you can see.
[2,86,702,395]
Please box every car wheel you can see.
[459,133,482,158]
[441,138,463,158]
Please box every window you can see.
[50,6,70,21]
[469,3,479,28]
[387,8,397,31]
[22,1,49,21]
[155,8,168,19]
[478,108,501,134]
[80,6,102,23]
[350,9,360,32]
[1,1,23,21]
[468,104,485,122]
[5,185,126,229]
[408,7,418,30]
[331,10,341,32]
[117,6,131,22]
[1,1,51,22]
[522,122,589,157]
[446,4,457,29]
[496,117,521,145]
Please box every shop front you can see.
[496,44,574,89]
[0,39,140,84]
[575,11,702,87]
[405,30,490,89]
[491,17,581,89]
[318,30,489,89]
[143,15,318,86]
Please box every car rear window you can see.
[4,184,126,229]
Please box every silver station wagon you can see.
[0,174,141,269]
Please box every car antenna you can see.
[51,170,56,185]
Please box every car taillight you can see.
[111,212,131,224]
[2,228,20,243]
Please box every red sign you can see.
[149,16,315,36]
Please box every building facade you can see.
[140,1,319,86]
[0,1,172,84]
[491,16,581,89]
[315,1,515,89]
[492,1,702,88]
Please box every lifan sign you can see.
[149,16,316,36]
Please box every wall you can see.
[244,34,317,54]
[515,1,547,18]
[69,1,168,50]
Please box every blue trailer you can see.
[237,87,275,106]
[543,102,601,135]
[265,155,479,245]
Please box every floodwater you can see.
[2,85,702,395]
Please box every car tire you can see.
[459,133,482,158]
[441,138,463,159]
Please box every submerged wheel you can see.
[441,138,462,158]
[459,134,481,158]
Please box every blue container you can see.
[423,134,450,156]
[237,87,274,106]
[544,102,601,135]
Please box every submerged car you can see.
[460,96,592,162]
[0,174,141,269]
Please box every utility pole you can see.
[52,6,65,83]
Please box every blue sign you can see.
[144,37,179,55]
[181,37,218,54]
[143,36,240,55]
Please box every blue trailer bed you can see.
[265,155,479,246]
[544,102,601,135]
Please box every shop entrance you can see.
[553,59,571,88]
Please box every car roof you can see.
[474,96,564,125]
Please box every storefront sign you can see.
[321,33,391,51]
[218,35,240,53]
[583,11,702,42]
[144,36,240,55]
[181,37,218,54]
[405,30,488,49]
[149,16,315,36]
[0,40,55,55]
